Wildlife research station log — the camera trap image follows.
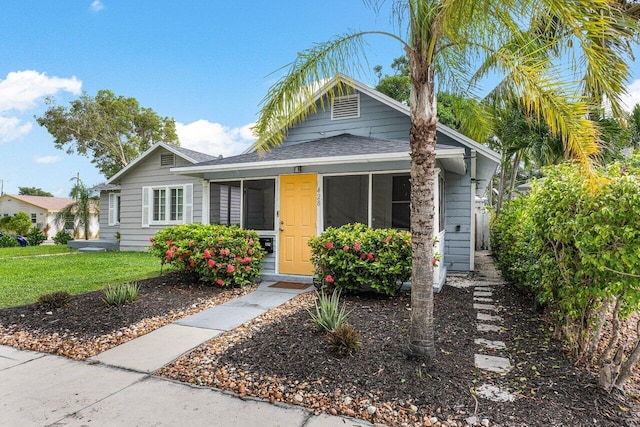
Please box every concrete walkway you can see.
[1,281,371,426]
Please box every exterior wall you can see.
[0,197,48,230]
[98,191,120,240]
[282,91,411,145]
[443,154,473,272]
[116,148,204,251]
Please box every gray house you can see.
[100,143,216,251]
[99,75,499,289]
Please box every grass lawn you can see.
[0,245,75,259]
[0,250,167,309]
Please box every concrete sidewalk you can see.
[1,281,372,426]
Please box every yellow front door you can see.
[279,174,317,275]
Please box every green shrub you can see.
[103,282,140,306]
[38,291,72,310]
[0,234,19,248]
[7,212,31,236]
[326,324,362,356]
[307,289,352,332]
[148,224,266,287]
[53,230,73,245]
[27,227,46,246]
[309,223,412,295]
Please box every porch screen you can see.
[323,175,368,229]
[372,174,411,230]
[243,179,275,230]
[210,181,241,226]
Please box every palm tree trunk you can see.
[408,52,437,358]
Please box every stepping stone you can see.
[477,323,502,332]
[475,354,512,373]
[475,286,493,292]
[474,291,492,297]
[474,297,493,303]
[477,312,503,322]
[473,303,498,311]
[475,383,515,402]
[474,338,506,350]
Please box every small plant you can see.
[307,289,353,332]
[0,234,19,248]
[103,282,140,306]
[37,291,72,310]
[53,230,73,245]
[326,324,362,356]
[27,227,46,246]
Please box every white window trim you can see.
[108,192,120,226]
[142,183,193,227]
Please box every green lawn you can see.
[0,245,75,259]
[0,250,166,309]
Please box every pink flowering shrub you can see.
[148,224,265,287]
[309,223,412,295]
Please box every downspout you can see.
[470,150,477,272]
[201,179,210,224]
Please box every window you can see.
[372,173,411,230]
[323,175,368,229]
[142,184,192,227]
[331,94,360,120]
[64,213,75,231]
[108,193,121,225]
[31,213,37,224]
[209,179,276,230]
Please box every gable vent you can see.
[331,94,360,120]
[160,154,175,167]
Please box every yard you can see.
[0,246,167,308]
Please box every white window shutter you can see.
[141,187,150,227]
[184,183,193,224]
[108,193,117,226]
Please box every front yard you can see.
[0,247,166,308]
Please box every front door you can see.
[279,174,317,275]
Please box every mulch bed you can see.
[1,270,639,426]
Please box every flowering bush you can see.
[148,224,265,287]
[309,223,412,295]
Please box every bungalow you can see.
[0,194,99,239]
[101,75,500,290]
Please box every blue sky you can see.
[0,1,638,197]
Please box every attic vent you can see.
[331,94,360,120]
[160,154,175,167]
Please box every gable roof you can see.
[106,142,217,184]
[249,74,500,164]
[0,194,74,212]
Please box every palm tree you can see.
[253,1,636,358]
[56,175,95,240]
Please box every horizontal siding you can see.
[444,165,472,272]
[98,192,120,239]
[114,148,204,250]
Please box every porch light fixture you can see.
[294,166,302,173]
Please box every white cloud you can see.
[34,155,61,164]
[621,79,640,112]
[91,1,104,12]
[0,70,82,143]
[0,117,32,143]
[176,120,256,157]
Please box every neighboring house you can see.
[0,194,99,239]
[101,143,216,250]
[99,75,500,289]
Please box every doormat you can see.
[268,282,313,290]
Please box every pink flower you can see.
[247,248,253,255]
[166,250,173,260]
[248,239,255,246]
[353,242,361,252]
[243,256,252,264]
[208,259,215,268]
[325,242,334,250]
[204,249,211,259]
[166,240,173,246]
[325,275,334,283]
[360,253,367,260]
[177,256,183,263]
[367,253,374,261]
[245,266,251,272]
[227,264,235,273]
[432,257,438,267]
[189,259,195,268]
[343,245,350,251]
[149,237,154,243]
[216,279,224,286]
[385,235,392,244]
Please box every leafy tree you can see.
[253,1,636,358]
[36,90,179,178]
[8,212,32,236]
[18,187,54,197]
[55,176,95,240]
